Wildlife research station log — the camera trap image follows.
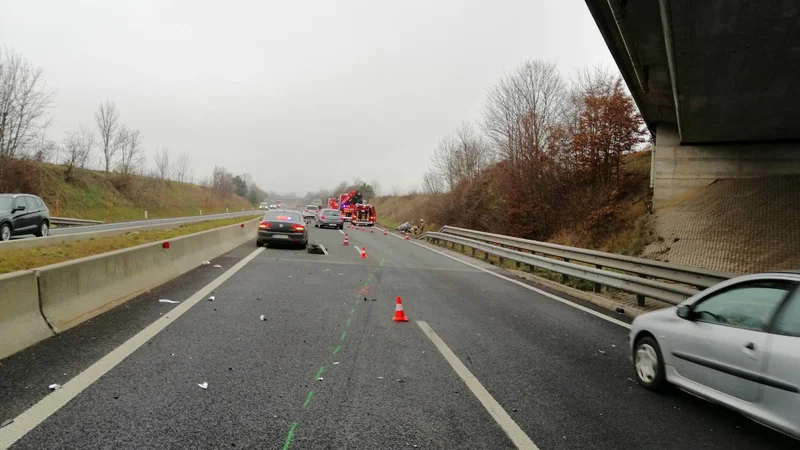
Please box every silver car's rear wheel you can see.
[634,336,666,391]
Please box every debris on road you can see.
[256,297,262,301]
[202,261,211,265]
[260,315,266,321]
[48,383,61,391]
[377,377,383,380]
[397,379,406,383]
[598,350,607,355]
[198,382,208,389]
[333,361,340,365]
[159,299,180,304]
[317,377,324,381]
[307,241,325,254]
[213,264,222,268]
[208,296,215,301]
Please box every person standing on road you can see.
[417,218,425,235]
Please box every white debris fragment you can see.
[377,377,383,380]
[202,261,211,265]
[333,361,340,365]
[48,383,61,391]
[208,296,215,301]
[260,315,266,321]
[598,350,606,355]
[159,299,180,304]
[611,344,616,348]
[213,264,222,268]
[317,377,323,381]
[198,382,208,389]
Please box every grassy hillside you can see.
[374,150,653,254]
[0,160,253,222]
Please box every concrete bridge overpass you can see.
[585,0,800,207]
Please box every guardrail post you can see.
[594,265,602,293]
[471,247,476,257]
[499,256,505,265]
[483,251,489,262]
[562,259,570,283]
[637,274,647,306]
[515,261,521,269]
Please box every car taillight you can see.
[292,224,305,231]
[320,215,325,220]
[371,216,376,220]
[259,222,270,229]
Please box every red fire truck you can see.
[351,204,376,226]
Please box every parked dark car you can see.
[256,209,308,248]
[0,194,51,241]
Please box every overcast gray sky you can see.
[1,0,615,195]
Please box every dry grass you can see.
[373,194,439,231]
[0,215,259,274]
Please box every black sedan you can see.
[256,210,308,248]
[0,193,51,241]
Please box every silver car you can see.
[630,272,800,440]
[314,208,343,229]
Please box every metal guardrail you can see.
[437,226,736,290]
[50,217,104,227]
[420,228,737,306]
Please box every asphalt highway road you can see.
[0,224,796,449]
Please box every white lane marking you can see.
[0,247,266,448]
[393,234,631,329]
[338,229,345,235]
[353,245,363,256]
[320,244,329,255]
[417,321,539,450]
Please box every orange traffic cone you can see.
[404,231,410,240]
[392,296,409,322]
[370,227,374,233]
[360,246,367,258]
[383,229,387,236]
[361,227,365,232]
[343,234,349,246]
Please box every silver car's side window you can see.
[772,293,800,337]
[692,281,795,332]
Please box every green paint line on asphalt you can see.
[332,345,341,355]
[303,391,314,408]
[315,366,325,380]
[340,330,347,340]
[282,422,298,450]
[345,318,351,327]
[349,307,356,314]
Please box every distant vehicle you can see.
[256,209,307,248]
[630,272,800,440]
[0,194,50,241]
[351,204,376,226]
[268,204,278,210]
[258,202,270,210]
[314,209,343,229]
[327,197,339,210]
[302,205,319,219]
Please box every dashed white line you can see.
[417,321,539,450]
[0,247,266,448]
[394,234,631,329]
[320,244,329,255]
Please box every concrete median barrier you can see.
[0,219,259,359]
[0,271,55,360]
[38,219,258,333]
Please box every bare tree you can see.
[422,169,445,194]
[154,146,171,180]
[94,100,121,172]
[116,126,143,175]
[482,59,566,163]
[174,151,191,182]
[62,125,94,178]
[0,47,55,160]
[430,122,490,191]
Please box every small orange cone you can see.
[361,227,365,232]
[404,231,410,240]
[392,296,408,322]
[383,229,387,236]
[360,246,367,258]
[343,234,349,246]
[370,227,374,233]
